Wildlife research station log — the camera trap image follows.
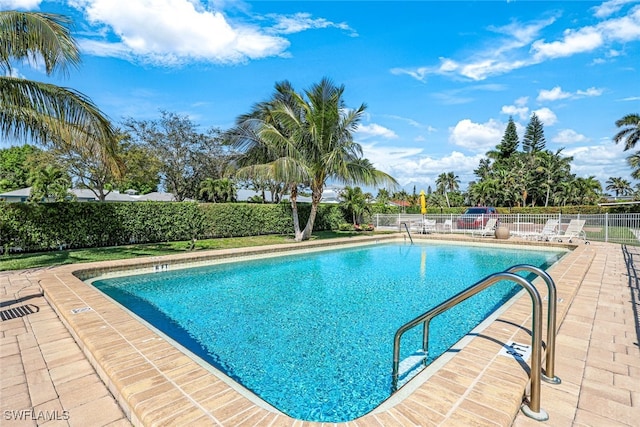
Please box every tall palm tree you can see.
[613,114,640,151]
[605,177,632,199]
[0,11,118,161]
[228,78,397,241]
[435,171,459,208]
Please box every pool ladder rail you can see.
[401,222,413,244]
[391,264,561,422]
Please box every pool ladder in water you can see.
[391,264,561,422]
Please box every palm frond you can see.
[0,76,117,157]
[0,11,80,76]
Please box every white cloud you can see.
[576,87,604,97]
[266,12,357,36]
[537,86,603,102]
[552,129,589,144]
[565,143,632,182]
[356,123,398,139]
[501,104,529,120]
[532,27,604,60]
[393,4,640,82]
[68,0,354,65]
[0,0,41,8]
[593,0,637,18]
[448,119,505,152]
[537,86,572,102]
[360,142,483,189]
[533,107,558,126]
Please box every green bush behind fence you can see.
[0,202,349,252]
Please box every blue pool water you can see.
[92,242,564,422]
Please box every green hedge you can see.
[0,202,346,252]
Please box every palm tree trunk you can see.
[301,187,323,241]
[289,185,304,241]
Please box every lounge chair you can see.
[442,219,453,233]
[523,219,559,241]
[471,218,498,237]
[550,219,589,244]
[423,219,436,233]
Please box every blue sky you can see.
[3,0,640,193]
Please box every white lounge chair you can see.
[551,219,589,243]
[471,218,498,237]
[442,219,453,233]
[524,219,559,241]
[423,219,436,233]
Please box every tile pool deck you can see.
[1,235,638,426]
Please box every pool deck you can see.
[1,235,638,426]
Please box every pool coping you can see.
[33,234,593,426]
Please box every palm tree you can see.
[605,177,632,199]
[0,11,118,161]
[435,171,460,208]
[228,78,397,241]
[199,177,237,202]
[28,164,72,202]
[627,152,640,180]
[339,186,368,225]
[613,114,640,151]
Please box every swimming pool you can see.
[91,241,564,422]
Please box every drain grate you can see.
[0,304,39,321]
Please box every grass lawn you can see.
[0,231,384,271]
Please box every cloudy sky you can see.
[3,0,640,192]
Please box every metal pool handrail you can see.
[401,222,413,244]
[391,270,549,421]
[505,264,561,384]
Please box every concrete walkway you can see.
[0,269,130,426]
[1,241,639,426]
[513,244,640,426]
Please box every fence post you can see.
[605,212,608,242]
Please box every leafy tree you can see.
[0,11,117,161]
[613,113,640,151]
[123,111,226,201]
[522,113,546,153]
[605,177,633,198]
[114,138,162,194]
[0,144,41,192]
[228,78,397,241]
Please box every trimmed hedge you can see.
[0,202,346,252]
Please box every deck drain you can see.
[71,307,93,314]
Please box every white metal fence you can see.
[374,213,640,245]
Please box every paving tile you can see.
[66,396,124,427]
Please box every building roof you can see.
[0,187,180,202]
